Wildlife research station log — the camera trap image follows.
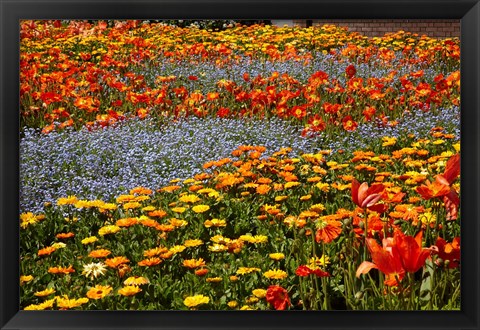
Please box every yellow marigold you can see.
[263,269,288,280]
[300,194,312,201]
[184,239,204,247]
[56,196,78,206]
[210,235,231,244]
[206,277,222,283]
[118,286,142,296]
[124,276,150,286]
[179,194,201,203]
[252,235,268,244]
[20,275,34,284]
[55,296,89,309]
[183,258,206,269]
[252,289,267,298]
[73,200,90,209]
[239,234,255,243]
[204,218,227,228]
[144,247,168,257]
[382,136,397,147]
[274,195,288,202]
[98,225,121,236]
[309,255,330,268]
[86,285,112,299]
[183,294,210,308]
[227,300,239,308]
[246,296,259,304]
[236,267,261,275]
[171,207,187,213]
[138,257,162,267]
[240,305,255,310]
[192,204,210,213]
[208,244,228,252]
[34,288,56,297]
[269,253,285,261]
[299,210,319,218]
[20,212,41,228]
[51,242,66,249]
[284,181,301,189]
[169,245,186,254]
[310,203,326,213]
[98,202,117,211]
[81,236,98,245]
[315,182,330,192]
[123,202,141,210]
[24,298,55,310]
[169,218,188,227]
[116,194,135,203]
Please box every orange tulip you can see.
[357,230,432,286]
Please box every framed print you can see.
[1,0,479,329]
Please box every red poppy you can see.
[217,107,230,118]
[345,64,357,78]
[341,115,358,131]
[351,179,384,209]
[433,237,460,269]
[295,265,312,277]
[362,106,376,121]
[266,285,291,310]
[307,114,326,131]
[295,265,330,277]
[290,105,307,119]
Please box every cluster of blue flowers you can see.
[20,105,459,213]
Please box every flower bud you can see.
[355,291,364,300]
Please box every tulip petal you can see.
[362,193,382,208]
[357,182,369,207]
[443,154,460,184]
[356,261,378,278]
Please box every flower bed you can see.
[19,20,460,311]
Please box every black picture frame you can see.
[1,0,479,329]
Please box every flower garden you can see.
[19,20,460,311]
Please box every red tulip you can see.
[351,179,385,209]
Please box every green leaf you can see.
[420,258,434,302]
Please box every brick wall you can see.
[291,19,460,38]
